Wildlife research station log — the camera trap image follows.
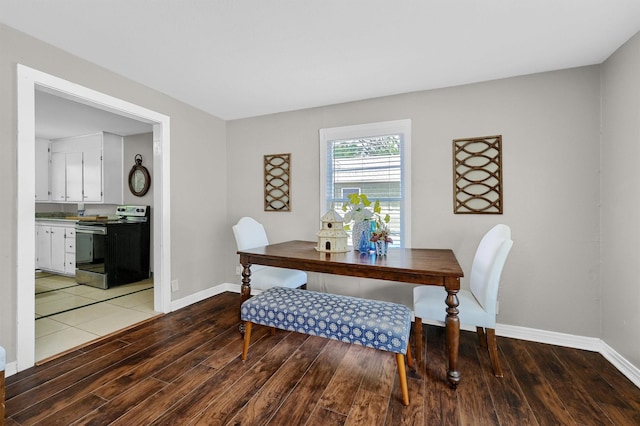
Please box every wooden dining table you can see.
[237,240,465,388]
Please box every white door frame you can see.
[16,64,172,371]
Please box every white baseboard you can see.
[496,323,640,388]
[170,283,240,311]
[6,283,638,390]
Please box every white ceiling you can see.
[3,1,640,121]
[35,90,153,140]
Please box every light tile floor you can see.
[35,273,159,362]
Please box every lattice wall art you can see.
[453,135,503,214]
[264,153,291,211]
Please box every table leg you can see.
[445,277,461,388]
[239,262,252,333]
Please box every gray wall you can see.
[0,23,227,361]
[227,66,602,338]
[601,31,640,368]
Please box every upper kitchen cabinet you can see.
[49,132,124,204]
[35,138,51,201]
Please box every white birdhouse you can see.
[316,208,349,252]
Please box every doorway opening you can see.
[17,64,172,371]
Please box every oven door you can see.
[75,224,108,289]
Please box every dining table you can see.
[237,240,465,388]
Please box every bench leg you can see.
[396,353,410,406]
[242,321,252,360]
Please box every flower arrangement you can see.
[341,192,392,243]
[341,193,374,230]
[370,215,393,243]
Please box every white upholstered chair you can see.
[232,217,307,291]
[413,224,513,377]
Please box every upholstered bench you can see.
[240,286,413,405]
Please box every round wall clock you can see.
[128,154,151,197]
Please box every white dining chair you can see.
[232,217,307,291]
[413,224,513,377]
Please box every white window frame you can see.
[319,119,412,248]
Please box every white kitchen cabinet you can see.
[64,227,76,275]
[51,151,83,202]
[50,132,123,204]
[36,225,53,271]
[36,222,76,276]
[35,138,50,201]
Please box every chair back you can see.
[232,217,270,250]
[469,224,513,316]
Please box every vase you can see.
[352,221,370,251]
[375,240,388,256]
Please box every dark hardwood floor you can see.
[5,291,640,425]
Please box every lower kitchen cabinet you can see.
[36,222,76,276]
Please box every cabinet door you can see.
[64,227,76,275]
[65,152,84,202]
[36,225,52,270]
[50,226,66,273]
[35,138,50,201]
[83,150,102,202]
[65,252,76,275]
[50,152,67,202]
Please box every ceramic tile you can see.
[36,277,77,291]
[48,302,120,326]
[35,294,97,316]
[60,285,98,296]
[35,317,69,338]
[35,290,70,306]
[35,274,157,361]
[106,289,153,309]
[35,327,100,362]
[75,308,156,336]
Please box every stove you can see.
[75,205,151,289]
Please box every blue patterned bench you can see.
[240,286,413,405]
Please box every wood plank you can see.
[344,389,389,425]
[268,338,350,425]
[359,346,397,398]
[552,344,640,424]
[72,377,165,424]
[149,327,292,424]
[227,335,329,425]
[480,337,538,425]
[6,293,640,425]
[456,330,500,425]
[528,341,613,424]
[423,325,458,425]
[317,344,373,415]
[499,337,575,425]
[306,406,347,426]
[188,332,311,425]
[109,365,221,425]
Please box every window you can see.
[320,120,411,248]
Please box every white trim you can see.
[16,64,171,371]
[319,119,412,248]
[599,340,640,389]
[496,323,602,352]
[170,283,239,311]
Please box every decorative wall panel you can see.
[453,135,503,214]
[264,153,291,211]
